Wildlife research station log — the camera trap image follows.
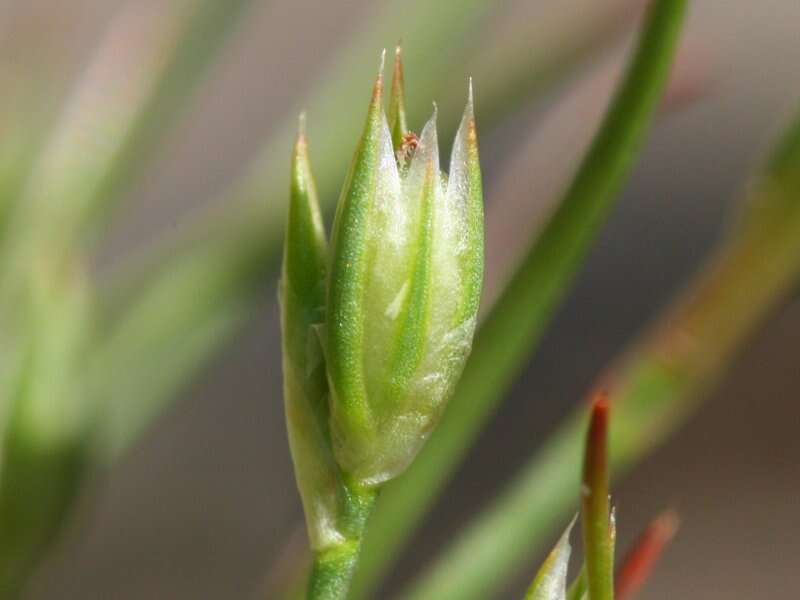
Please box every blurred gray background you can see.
[2,1,799,598]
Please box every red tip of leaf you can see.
[615,510,680,600]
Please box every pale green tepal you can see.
[280,50,483,552]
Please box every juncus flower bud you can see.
[325,51,484,485]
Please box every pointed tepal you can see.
[281,116,341,551]
[326,50,389,473]
[445,79,484,326]
[285,112,327,313]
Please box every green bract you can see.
[280,115,340,550]
[280,51,484,552]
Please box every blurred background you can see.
[2,0,799,598]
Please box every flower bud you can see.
[325,53,484,485]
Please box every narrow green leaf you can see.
[360,3,688,598]
[523,519,575,600]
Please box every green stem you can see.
[307,543,361,600]
[306,486,377,600]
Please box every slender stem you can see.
[307,543,361,600]
[306,486,377,600]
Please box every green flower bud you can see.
[325,54,484,485]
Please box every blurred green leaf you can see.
[0,258,92,594]
[395,104,800,600]
[355,2,687,598]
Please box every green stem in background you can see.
[353,2,687,597]
[581,396,613,600]
[93,0,638,463]
[396,108,800,600]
